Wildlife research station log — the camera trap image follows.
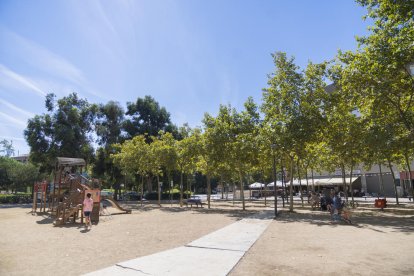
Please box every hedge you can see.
[0,193,32,204]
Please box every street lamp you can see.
[271,143,278,218]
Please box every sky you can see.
[0,0,371,155]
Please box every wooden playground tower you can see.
[49,157,100,226]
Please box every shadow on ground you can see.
[275,209,414,234]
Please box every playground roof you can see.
[56,157,86,167]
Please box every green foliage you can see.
[112,135,151,176]
[176,128,202,175]
[0,157,39,192]
[331,0,414,177]
[124,95,178,140]
[0,139,15,157]
[24,93,97,172]
[96,101,125,146]
[0,193,32,204]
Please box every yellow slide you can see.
[102,198,132,214]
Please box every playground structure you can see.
[50,157,99,226]
[32,157,131,226]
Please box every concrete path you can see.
[85,211,273,276]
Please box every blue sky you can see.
[0,0,370,155]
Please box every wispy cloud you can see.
[0,98,35,118]
[0,64,46,97]
[0,135,25,142]
[1,28,82,81]
[0,111,27,128]
[0,27,108,100]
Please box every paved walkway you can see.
[85,211,273,276]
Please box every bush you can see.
[0,193,32,204]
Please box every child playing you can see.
[83,193,93,230]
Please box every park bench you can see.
[185,196,203,208]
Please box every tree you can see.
[337,0,414,198]
[262,52,305,212]
[8,161,39,192]
[24,93,97,172]
[176,127,201,206]
[0,157,39,192]
[230,98,261,211]
[199,110,230,209]
[112,135,152,205]
[154,131,177,202]
[0,156,12,190]
[124,96,177,140]
[93,101,125,198]
[0,140,15,157]
[95,101,125,146]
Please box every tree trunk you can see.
[341,164,346,197]
[168,174,172,207]
[232,183,235,206]
[378,163,384,197]
[239,171,245,210]
[180,171,183,207]
[281,160,285,207]
[140,175,144,207]
[135,174,140,201]
[387,158,399,205]
[157,175,161,207]
[404,153,414,200]
[297,159,303,207]
[289,156,294,212]
[207,174,211,209]
[186,174,190,197]
[220,174,224,200]
[349,165,354,203]
[305,166,309,199]
[311,168,315,192]
[147,176,153,192]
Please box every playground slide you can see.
[103,198,132,214]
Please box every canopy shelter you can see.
[268,177,359,187]
[268,179,303,187]
[249,182,266,189]
[267,181,284,187]
[56,157,86,167]
[313,176,359,186]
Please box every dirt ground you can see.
[1,200,413,276]
[230,207,414,276]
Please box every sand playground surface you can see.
[1,200,413,276]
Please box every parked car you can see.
[101,190,114,197]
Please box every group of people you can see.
[310,191,352,224]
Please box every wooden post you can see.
[62,203,66,224]
[32,182,38,213]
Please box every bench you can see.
[185,198,203,207]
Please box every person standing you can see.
[332,192,342,222]
[83,193,93,230]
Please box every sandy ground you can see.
[1,200,413,276]
[230,207,414,276]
